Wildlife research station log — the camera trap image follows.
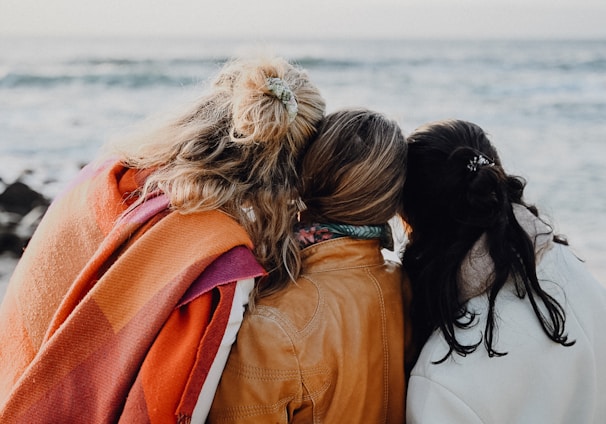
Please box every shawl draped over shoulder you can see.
[0,159,264,423]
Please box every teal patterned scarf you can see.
[294,222,394,250]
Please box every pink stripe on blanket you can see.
[118,193,169,225]
[177,246,265,307]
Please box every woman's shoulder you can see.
[538,242,606,338]
[538,242,606,306]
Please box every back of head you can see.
[401,119,514,356]
[402,119,571,359]
[402,119,510,243]
[115,56,326,298]
[300,108,407,226]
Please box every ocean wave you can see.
[0,71,197,88]
[1,40,604,90]
[64,57,228,67]
[0,56,375,88]
[0,56,229,88]
[0,58,388,88]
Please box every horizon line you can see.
[2,33,606,42]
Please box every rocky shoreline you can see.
[0,178,50,287]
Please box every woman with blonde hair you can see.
[210,109,413,423]
[0,56,325,423]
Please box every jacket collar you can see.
[301,237,386,274]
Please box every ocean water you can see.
[1,36,605,284]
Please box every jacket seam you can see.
[304,262,386,274]
[212,395,296,421]
[253,288,325,340]
[368,267,390,423]
[240,313,305,419]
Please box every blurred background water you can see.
[1,36,605,287]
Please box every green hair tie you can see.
[266,77,298,123]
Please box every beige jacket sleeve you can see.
[208,311,307,423]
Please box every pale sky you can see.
[1,0,605,39]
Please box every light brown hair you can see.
[300,108,407,226]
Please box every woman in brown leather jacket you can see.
[209,109,412,423]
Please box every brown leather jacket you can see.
[209,237,412,423]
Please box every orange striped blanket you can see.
[0,159,264,423]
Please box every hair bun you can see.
[229,59,300,145]
[449,147,505,228]
[468,167,510,228]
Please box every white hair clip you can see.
[266,77,298,123]
[467,155,494,172]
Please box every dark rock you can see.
[0,232,24,257]
[0,181,49,216]
[0,181,50,256]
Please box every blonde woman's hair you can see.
[300,108,407,226]
[112,56,326,298]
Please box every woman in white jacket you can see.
[402,119,606,424]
